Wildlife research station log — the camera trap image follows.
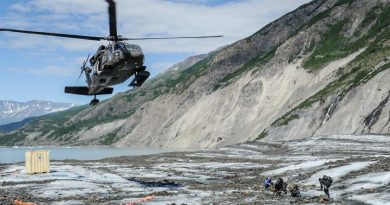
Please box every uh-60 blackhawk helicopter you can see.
[0,0,222,105]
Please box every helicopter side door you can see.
[99,53,109,72]
[93,47,110,75]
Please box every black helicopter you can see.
[0,0,222,105]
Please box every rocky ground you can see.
[0,135,389,205]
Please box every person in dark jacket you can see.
[274,178,287,195]
[319,175,333,197]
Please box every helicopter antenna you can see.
[106,0,118,40]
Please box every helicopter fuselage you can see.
[88,42,145,93]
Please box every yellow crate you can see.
[25,150,50,174]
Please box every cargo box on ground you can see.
[25,150,50,174]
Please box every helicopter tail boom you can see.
[65,86,113,96]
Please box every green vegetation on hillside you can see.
[0,131,26,146]
[100,128,121,145]
[304,20,349,70]
[166,57,211,92]
[272,114,300,127]
[256,130,268,140]
[304,5,390,70]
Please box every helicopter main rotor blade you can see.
[106,0,118,38]
[83,53,91,68]
[0,28,105,41]
[78,70,84,81]
[122,35,223,40]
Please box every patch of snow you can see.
[304,161,377,185]
[344,171,390,192]
[314,135,390,143]
[156,162,267,170]
[187,150,325,162]
[148,190,212,205]
[34,180,107,198]
[0,165,128,183]
[218,147,261,155]
[115,167,169,178]
[51,201,84,205]
[349,193,390,205]
[262,159,334,176]
[238,144,263,150]
[300,190,324,197]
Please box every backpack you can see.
[321,176,333,187]
[275,178,284,190]
[327,176,333,185]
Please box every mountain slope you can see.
[0,116,40,133]
[0,100,75,125]
[1,0,389,148]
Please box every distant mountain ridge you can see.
[0,100,75,125]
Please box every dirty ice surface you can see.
[0,135,389,205]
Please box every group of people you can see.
[264,177,300,197]
[264,175,333,198]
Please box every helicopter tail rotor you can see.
[78,54,91,81]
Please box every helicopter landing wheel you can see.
[90,96,99,106]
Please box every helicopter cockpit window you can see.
[114,44,120,50]
[125,44,143,57]
[115,43,126,50]
[125,44,137,50]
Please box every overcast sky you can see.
[0,0,310,105]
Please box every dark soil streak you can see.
[363,91,390,132]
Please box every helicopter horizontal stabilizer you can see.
[65,86,113,95]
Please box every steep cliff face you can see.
[1,0,389,148]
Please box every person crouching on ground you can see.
[319,175,333,197]
[274,178,287,195]
[287,184,301,197]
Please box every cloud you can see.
[9,3,32,13]
[5,65,76,76]
[1,0,311,54]
[30,0,106,15]
[3,56,86,77]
